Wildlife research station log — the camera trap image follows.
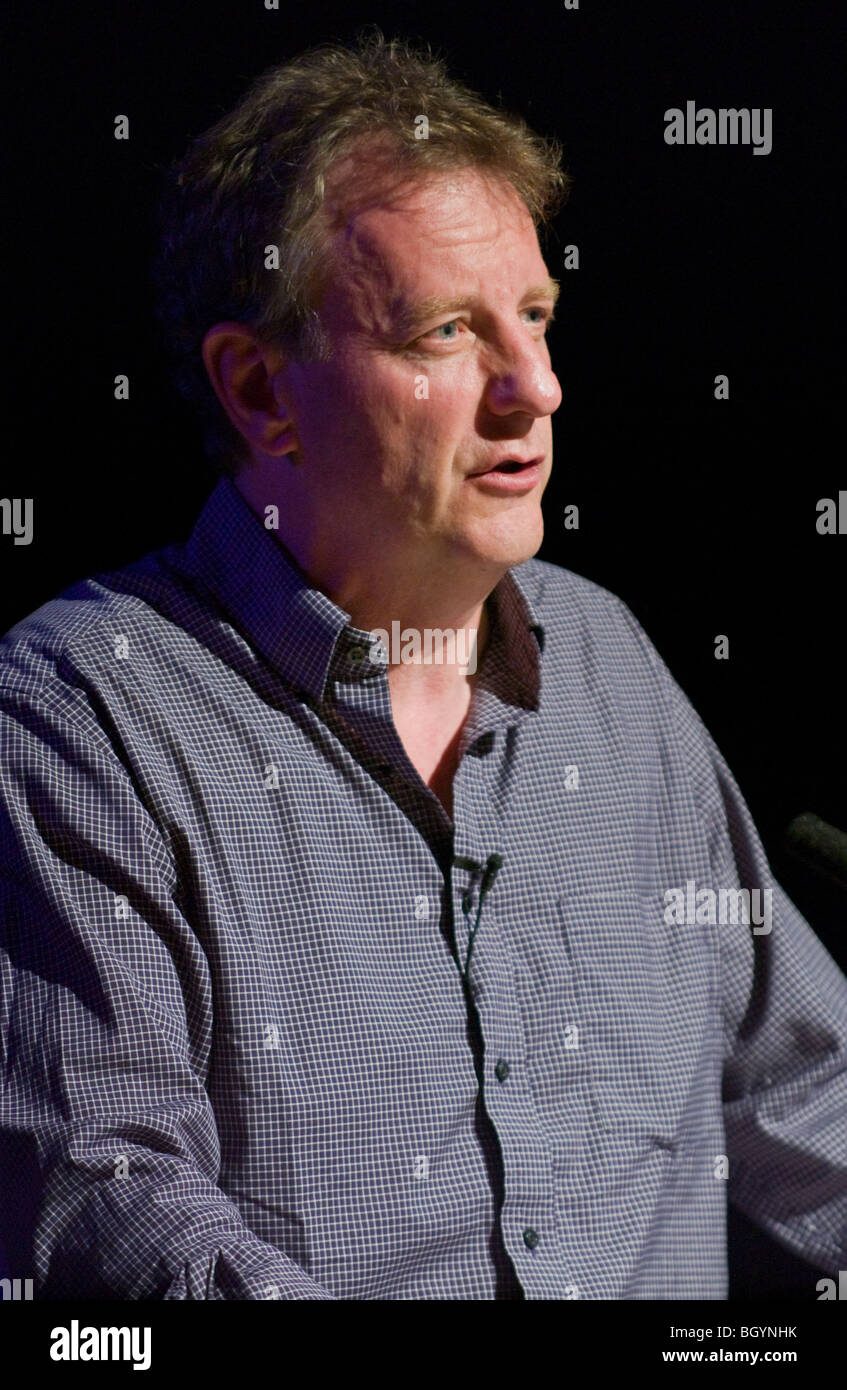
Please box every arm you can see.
[611,595,847,1271]
[0,646,336,1300]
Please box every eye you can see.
[426,320,463,341]
[523,306,554,328]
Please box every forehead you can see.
[318,164,548,329]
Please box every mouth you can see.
[465,456,544,493]
[467,456,543,478]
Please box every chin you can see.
[465,505,545,568]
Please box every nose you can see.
[484,331,562,420]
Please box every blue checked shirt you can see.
[1,476,846,1300]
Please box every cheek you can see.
[294,347,473,478]
[326,354,410,434]
[348,362,449,458]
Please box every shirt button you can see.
[495,1059,510,1082]
[347,644,370,666]
[523,1228,540,1250]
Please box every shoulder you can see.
[0,547,189,719]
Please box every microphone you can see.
[452,852,504,977]
[479,851,503,898]
[783,813,847,892]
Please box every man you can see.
[1,33,845,1301]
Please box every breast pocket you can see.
[556,889,716,1145]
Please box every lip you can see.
[465,459,543,493]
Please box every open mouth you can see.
[470,458,538,477]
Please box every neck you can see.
[234,474,500,700]
[382,598,490,705]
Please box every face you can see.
[274,166,562,578]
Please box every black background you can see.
[3,0,845,1305]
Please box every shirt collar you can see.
[179,476,545,708]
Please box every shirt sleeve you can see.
[0,639,337,1300]
[610,594,847,1272]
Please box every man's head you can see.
[153,30,571,598]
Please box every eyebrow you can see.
[389,277,561,337]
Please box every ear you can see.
[201,323,302,460]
